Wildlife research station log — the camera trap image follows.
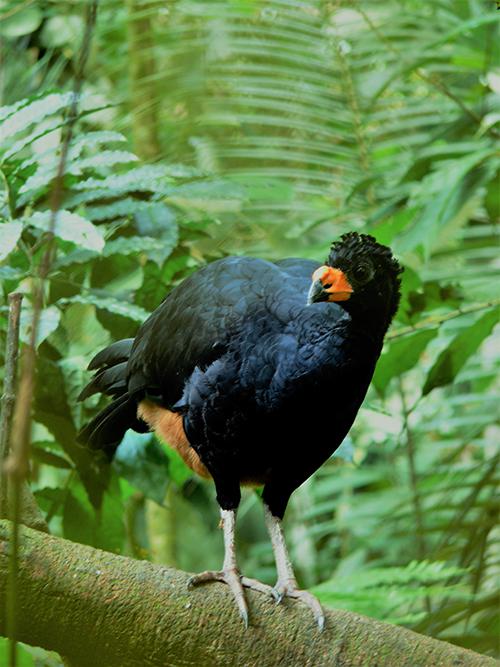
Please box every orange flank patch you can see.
[137,400,211,479]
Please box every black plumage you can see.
[88,338,134,370]
[78,232,402,627]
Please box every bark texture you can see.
[0,521,497,667]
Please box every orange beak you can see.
[308,266,353,304]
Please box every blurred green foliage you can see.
[0,0,499,663]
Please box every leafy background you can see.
[0,0,499,664]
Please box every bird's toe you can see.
[241,576,280,602]
[288,589,325,631]
[188,568,249,627]
[272,581,325,631]
[187,570,224,588]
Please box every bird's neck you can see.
[339,301,392,351]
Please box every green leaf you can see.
[40,14,85,48]
[78,150,139,171]
[227,175,293,204]
[27,210,105,252]
[32,444,73,469]
[0,637,35,666]
[73,165,172,194]
[132,202,179,263]
[63,488,95,546]
[374,329,438,395]
[84,197,151,221]
[114,431,169,505]
[103,236,161,258]
[0,99,26,124]
[397,150,495,254]
[0,5,43,38]
[161,445,193,487]
[313,560,467,623]
[2,116,63,162]
[19,158,79,198]
[19,305,61,348]
[34,487,67,519]
[33,356,110,508]
[423,307,499,395]
[371,207,418,247]
[59,294,149,323]
[0,220,22,260]
[52,248,96,269]
[62,303,110,358]
[95,473,126,553]
[133,202,177,235]
[104,232,177,272]
[166,179,247,213]
[0,92,73,143]
[63,474,125,553]
[0,266,26,283]
[70,131,127,153]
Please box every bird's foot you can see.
[188,570,275,627]
[189,569,249,627]
[273,580,325,631]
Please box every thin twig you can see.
[387,299,500,340]
[0,293,23,517]
[0,294,23,659]
[0,293,23,665]
[3,3,99,664]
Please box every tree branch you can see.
[0,521,495,667]
[0,293,23,518]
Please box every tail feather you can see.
[78,337,147,459]
[88,338,134,371]
[77,394,142,459]
[78,362,128,401]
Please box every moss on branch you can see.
[0,521,496,667]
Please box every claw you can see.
[273,581,325,630]
[289,588,325,631]
[274,587,285,605]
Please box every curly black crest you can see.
[327,232,403,322]
[328,232,402,278]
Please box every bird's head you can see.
[308,232,403,325]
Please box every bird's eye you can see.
[323,282,332,289]
[352,262,373,284]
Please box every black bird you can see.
[78,232,402,629]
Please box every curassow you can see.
[78,232,402,629]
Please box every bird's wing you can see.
[127,256,320,405]
[273,257,319,281]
